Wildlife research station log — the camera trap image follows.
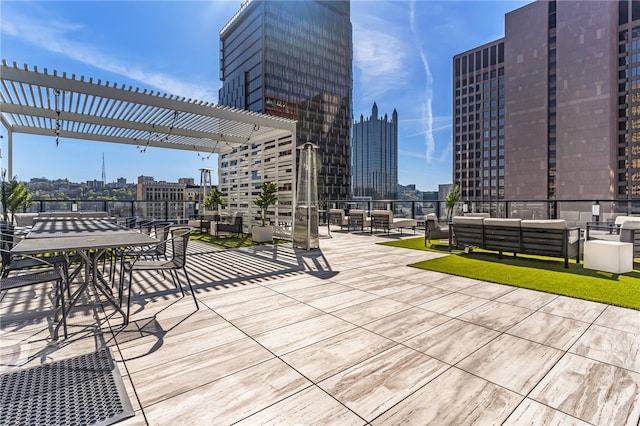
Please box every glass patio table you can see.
[11,218,158,339]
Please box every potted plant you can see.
[1,169,33,223]
[445,184,461,221]
[203,188,226,218]
[252,181,278,242]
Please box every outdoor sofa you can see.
[449,216,580,268]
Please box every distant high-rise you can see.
[352,103,398,199]
[454,0,639,202]
[219,0,353,202]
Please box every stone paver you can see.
[2,230,639,425]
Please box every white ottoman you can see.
[584,240,633,274]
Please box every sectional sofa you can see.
[449,216,580,268]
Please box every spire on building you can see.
[101,153,106,183]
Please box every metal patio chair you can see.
[120,226,198,324]
[0,248,70,339]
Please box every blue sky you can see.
[0,0,530,191]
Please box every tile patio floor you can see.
[1,230,640,425]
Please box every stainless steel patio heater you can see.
[293,142,319,250]
[199,167,211,214]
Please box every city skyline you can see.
[0,0,530,191]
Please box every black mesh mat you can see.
[0,348,134,426]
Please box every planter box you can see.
[252,225,273,243]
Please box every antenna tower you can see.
[101,153,106,182]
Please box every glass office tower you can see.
[219,0,353,202]
[352,103,398,200]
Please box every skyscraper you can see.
[352,102,398,199]
[454,0,639,202]
[219,0,353,202]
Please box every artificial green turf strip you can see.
[379,237,640,310]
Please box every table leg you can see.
[89,250,127,320]
[53,249,127,339]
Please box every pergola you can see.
[0,60,298,234]
[0,60,296,177]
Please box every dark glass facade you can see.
[219,0,353,201]
[352,103,398,199]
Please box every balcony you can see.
[1,231,639,425]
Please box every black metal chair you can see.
[0,248,70,338]
[109,221,173,282]
[120,226,198,324]
[0,223,68,279]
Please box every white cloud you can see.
[409,0,435,163]
[438,143,452,163]
[1,9,216,102]
[352,16,410,100]
[398,148,429,160]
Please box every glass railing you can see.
[323,198,640,229]
[22,200,200,224]
[14,198,640,231]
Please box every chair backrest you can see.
[372,210,393,228]
[615,215,640,227]
[1,223,15,247]
[426,213,438,232]
[137,219,156,235]
[349,209,365,219]
[153,222,174,254]
[170,227,192,268]
[328,209,345,225]
[0,223,15,268]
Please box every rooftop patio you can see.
[1,230,639,425]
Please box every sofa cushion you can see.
[372,210,393,219]
[452,216,484,225]
[615,216,640,226]
[521,219,567,229]
[621,220,640,229]
[484,218,521,227]
[392,218,417,228]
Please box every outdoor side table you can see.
[583,240,633,274]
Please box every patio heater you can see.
[293,142,319,250]
[199,168,211,215]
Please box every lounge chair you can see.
[328,209,349,232]
[348,209,371,232]
[371,210,417,235]
[424,213,449,245]
[216,212,243,236]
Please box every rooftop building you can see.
[218,0,353,202]
[352,103,398,200]
[453,0,639,202]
